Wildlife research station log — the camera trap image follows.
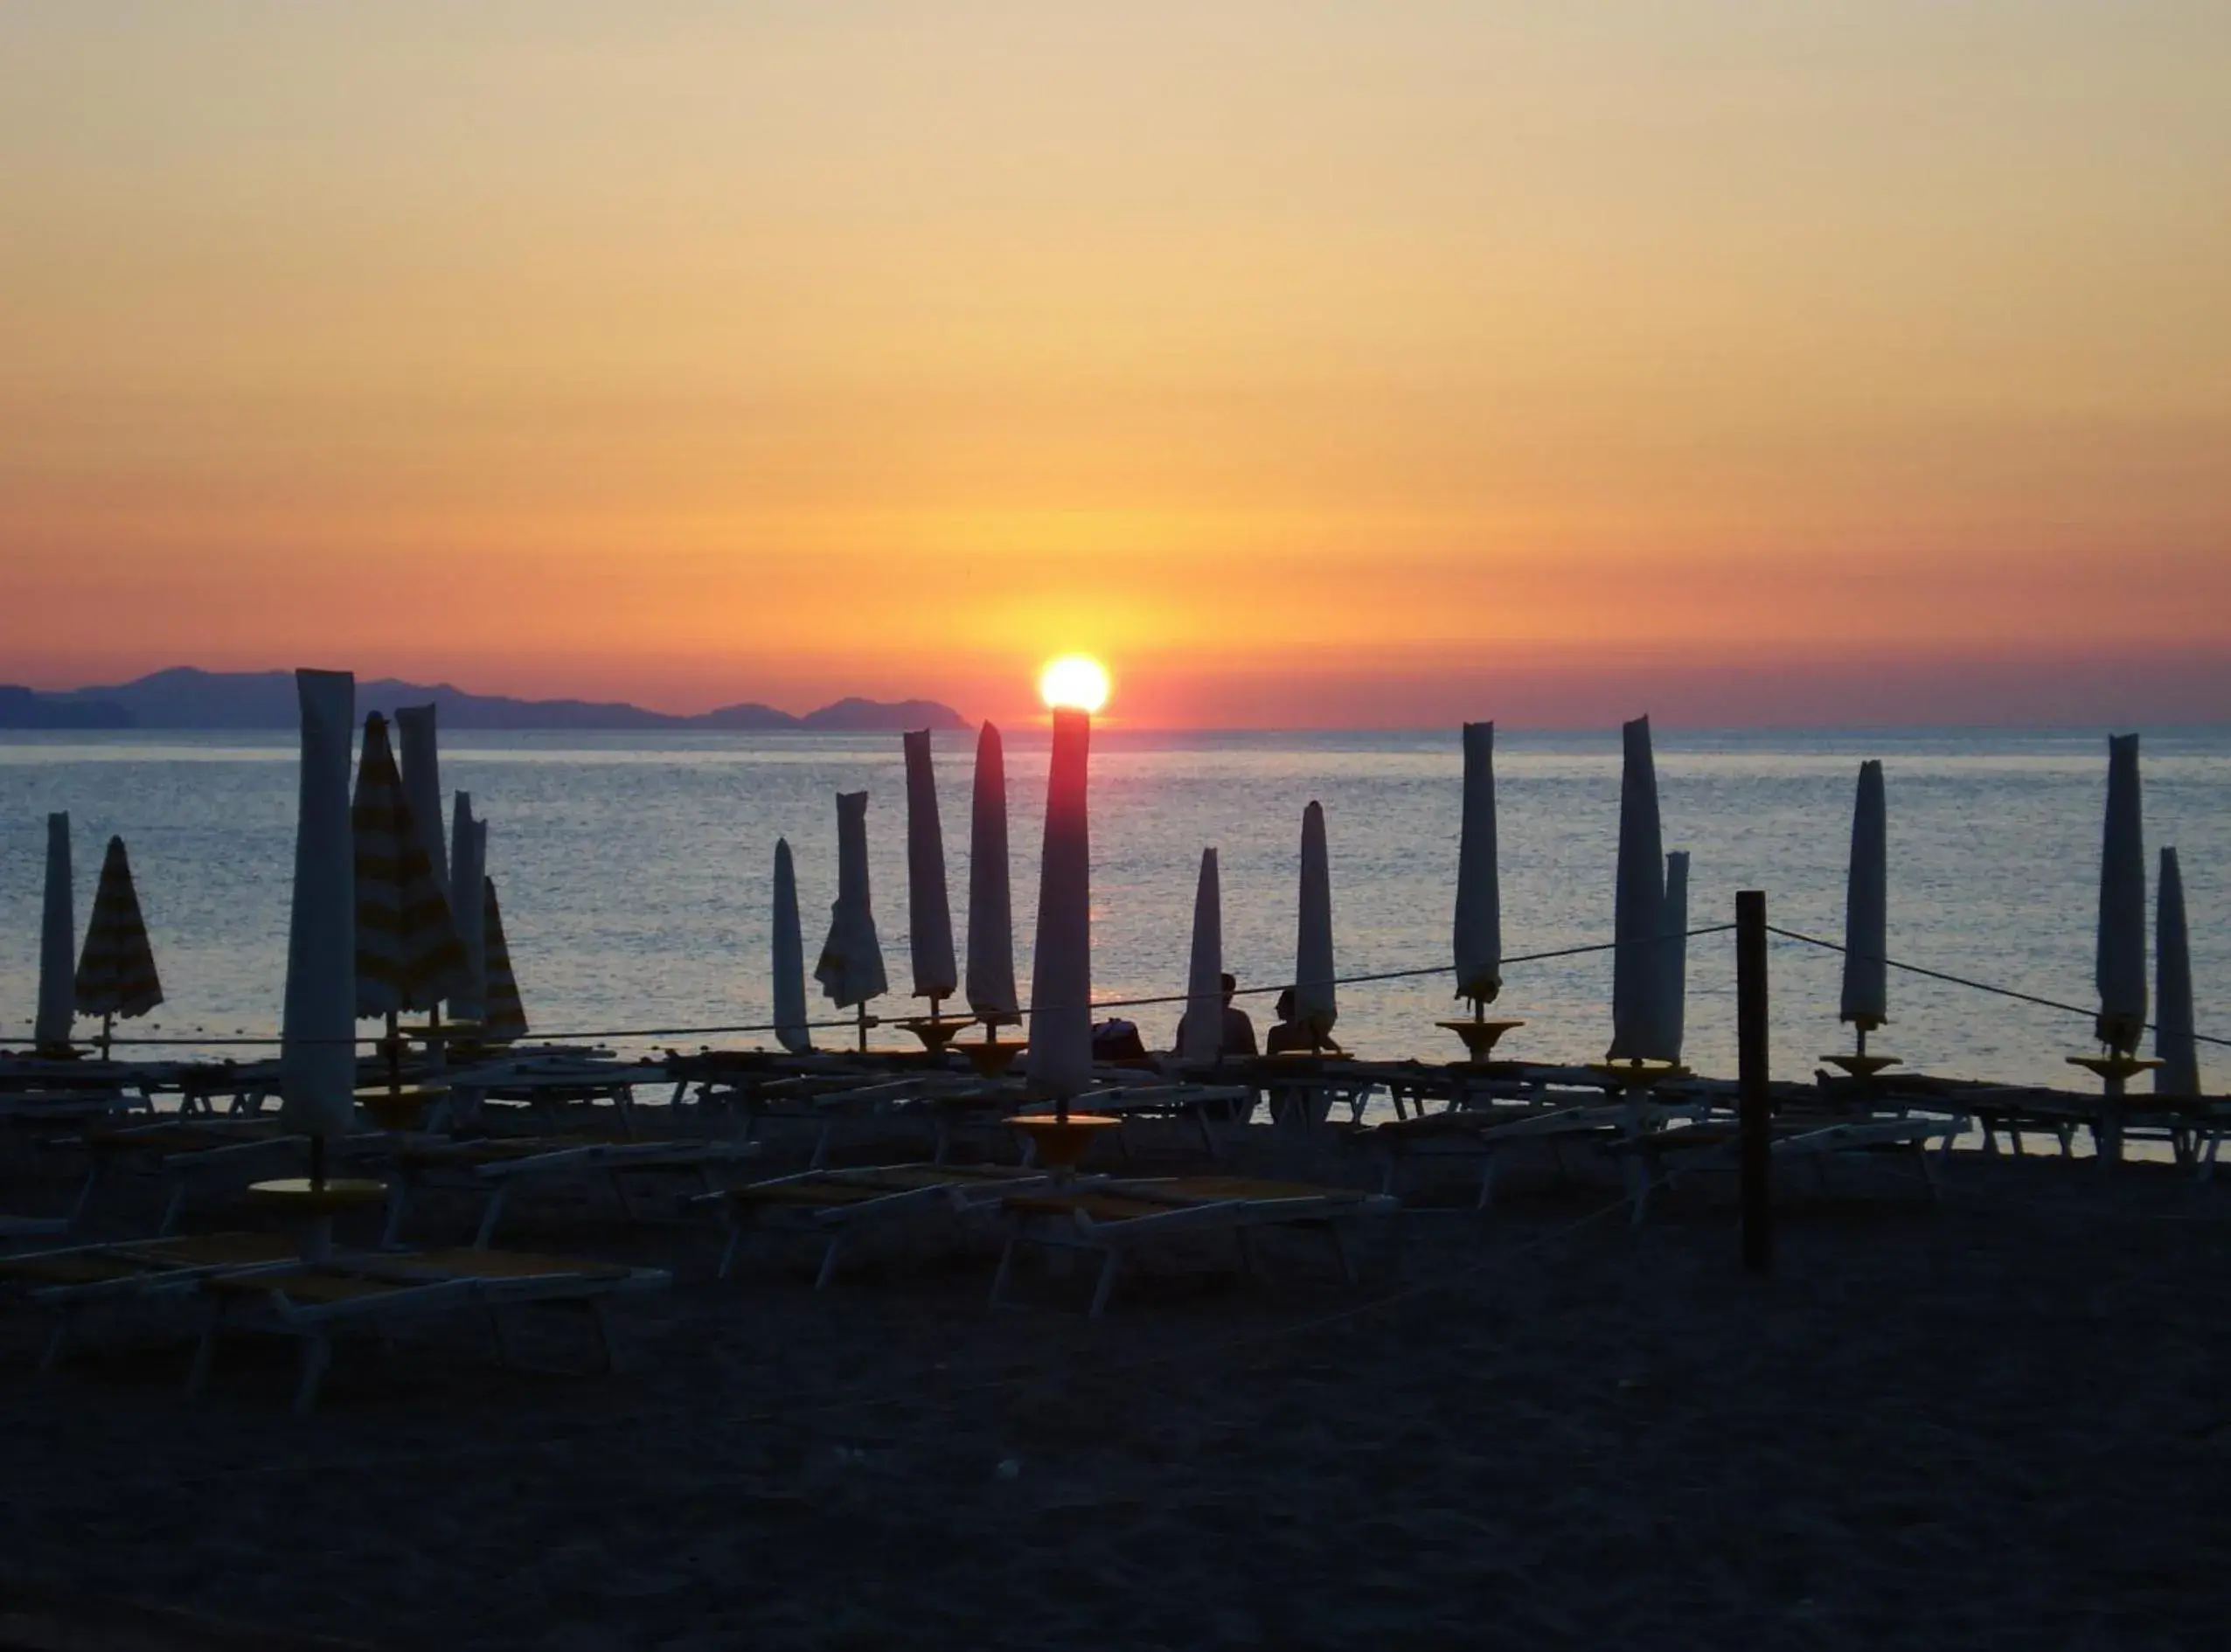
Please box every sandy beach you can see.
[3,1122,2228,1650]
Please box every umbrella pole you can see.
[856,1002,868,1053]
[100,1011,114,1062]
[385,1010,401,1093]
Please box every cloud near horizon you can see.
[3,5,2226,728]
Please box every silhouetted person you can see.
[1175,971,1257,1059]
[1266,986,1344,1056]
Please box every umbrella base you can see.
[1437,1018,1526,1063]
[1005,1114,1120,1172]
[1821,1053,1901,1080]
[962,1038,1026,1078]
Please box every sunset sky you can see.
[3,3,2227,727]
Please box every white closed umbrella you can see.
[773,837,811,1054]
[815,790,888,1047]
[903,729,959,1011]
[2095,732,2147,1052]
[448,794,487,1023]
[1661,850,1689,1065]
[281,670,359,1140]
[965,721,1019,1026]
[34,813,74,1053]
[1839,760,1888,1034]
[395,704,449,906]
[1294,801,1338,1047]
[1179,848,1223,1063]
[1609,716,1668,1061]
[1026,707,1094,1100]
[1452,721,1502,1009]
[2155,847,2199,1096]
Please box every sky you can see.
[2,3,2227,728]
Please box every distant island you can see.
[0,669,968,733]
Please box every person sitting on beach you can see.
[1265,986,1343,1056]
[1173,972,1258,1059]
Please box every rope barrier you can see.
[66,924,1736,1052]
[1765,924,2231,1052]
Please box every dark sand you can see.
[3,1134,2229,1649]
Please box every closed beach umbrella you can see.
[815,791,888,1020]
[281,670,358,1138]
[394,704,450,905]
[34,813,75,1052]
[2155,847,2199,1096]
[2095,732,2147,1052]
[772,837,811,1053]
[1452,721,1503,1007]
[1180,848,1223,1062]
[1608,715,1668,1061]
[75,836,164,1046]
[1839,760,1889,1031]
[480,875,529,1044]
[1027,707,1094,1099]
[1661,850,1689,1064]
[352,712,466,1017]
[1294,801,1337,1045]
[903,730,959,1007]
[965,721,1019,1023]
[448,795,487,1023]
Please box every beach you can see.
[3,1128,2228,1649]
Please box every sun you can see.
[1039,654,1111,713]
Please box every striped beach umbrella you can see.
[395,704,450,905]
[2095,732,2147,1052]
[903,729,959,1010]
[964,721,1019,1025]
[815,791,889,1037]
[480,874,529,1044]
[74,836,163,1050]
[34,813,75,1053]
[352,712,466,1017]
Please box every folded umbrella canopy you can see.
[1608,716,1669,1062]
[1660,850,1690,1065]
[448,794,487,1024]
[479,875,529,1045]
[1451,722,1502,1008]
[74,835,163,1055]
[1179,847,1224,1063]
[965,720,1019,1025]
[1839,760,1889,1033]
[816,791,888,1045]
[394,704,450,906]
[1293,801,1338,1047]
[2154,847,2199,1097]
[2095,732,2147,1053]
[34,813,75,1053]
[772,837,811,1054]
[1026,708,1094,1100]
[281,670,358,1139]
[352,712,467,1017]
[903,730,959,1009]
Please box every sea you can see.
[2,727,2225,1091]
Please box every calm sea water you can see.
[1,727,2225,1090]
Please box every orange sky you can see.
[3,4,2228,727]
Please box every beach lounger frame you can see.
[382,1136,761,1249]
[699,1163,1061,1288]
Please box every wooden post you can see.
[1736,889,1772,1274]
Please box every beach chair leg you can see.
[1326,1222,1357,1286]
[990,1234,1021,1309]
[380,1182,411,1250]
[68,1163,103,1228]
[814,1231,849,1291]
[485,1303,514,1366]
[588,1298,616,1373]
[187,1301,224,1398]
[717,1219,744,1281]
[1088,1250,1122,1318]
[609,1170,642,1225]
[1234,1225,1259,1278]
[472,1185,510,1250]
[1915,1144,1940,1201]
[38,1315,71,1373]
[1627,1162,1653,1227]
[933,1118,952,1166]
[157,1179,188,1238]
[2199,1133,2221,1184]
[811,1121,833,1173]
[293,1334,332,1416]
[1476,1151,1498,1212]
[1812,1153,1832,1193]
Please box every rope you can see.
[1765,924,2231,1052]
[73,925,1735,1052]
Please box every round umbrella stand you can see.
[247,1177,387,1262]
[1824,1014,1900,1081]
[1437,1009,1526,1065]
[353,1082,448,1133]
[961,1031,1025,1078]
[898,1011,976,1053]
[1004,1113,1120,1176]
[2068,1052,2165,1168]
[1588,1058,1686,1093]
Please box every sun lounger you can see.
[0,1232,303,1369]
[991,1177,1398,1316]
[67,1119,324,1234]
[698,1162,1059,1287]
[382,1134,761,1248]
[188,1246,671,1413]
[1613,1114,1960,1224]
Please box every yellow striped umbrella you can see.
[74,835,163,1054]
[352,712,465,1017]
[480,874,528,1044]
